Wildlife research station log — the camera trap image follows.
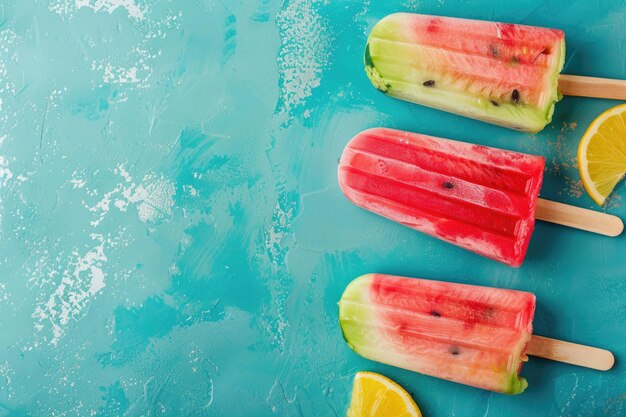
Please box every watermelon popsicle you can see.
[339,274,614,394]
[365,13,626,132]
[338,128,623,266]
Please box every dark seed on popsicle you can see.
[431,310,441,317]
[449,346,461,356]
[423,80,435,87]
[489,44,499,58]
[512,89,520,103]
[490,100,499,107]
[442,182,455,189]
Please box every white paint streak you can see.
[103,64,140,84]
[117,164,132,182]
[51,0,144,19]
[275,0,331,116]
[124,175,176,223]
[183,184,198,197]
[0,156,12,187]
[91,47,154,89]
[265,201,294,265]
[83,165,175,224]
[0,282,8,303]
[32,234,108,346]
[76,0,144,19]
[70,178,86,189]
[87,184,124,227]
[0,360,14,399]
[260,196,296,351]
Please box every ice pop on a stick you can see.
[339,274,614,394]
[365,13,626,132]
[338,128,623,266]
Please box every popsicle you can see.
[365,13,626,132]
[339,273,614,394]
[338,128,623,266]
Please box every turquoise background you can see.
[0,0,625,416]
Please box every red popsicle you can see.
[338,128,623,266]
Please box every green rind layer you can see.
[339,274,375,352]
[505,373,529,395]
[364,44,390,93]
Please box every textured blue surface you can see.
[0,1,625,416]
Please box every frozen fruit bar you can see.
[339,274,535,394]
[365,13,565,132]
[338,128,545,266]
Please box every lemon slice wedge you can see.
[578,103,626,205]
[347,372,422,417]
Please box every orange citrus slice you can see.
[578,103,626,205]
[347,372,422,417]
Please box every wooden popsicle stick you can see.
[527,335,614,371]
[559,74,626,100]
[535,198,623,237]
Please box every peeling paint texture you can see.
[0,1,625,416]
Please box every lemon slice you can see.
[347,372,422,417]
[578,103,626,205]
